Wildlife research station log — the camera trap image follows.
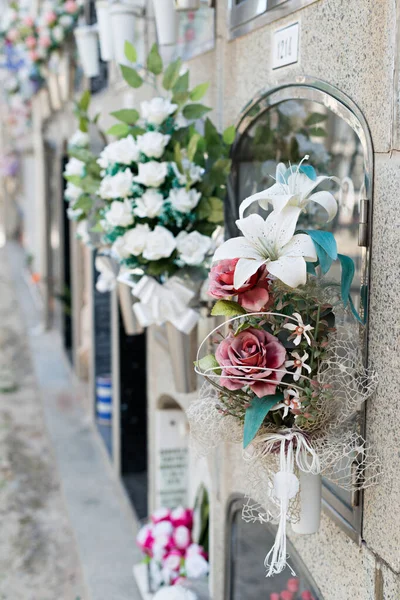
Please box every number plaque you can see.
[272,22,299,70]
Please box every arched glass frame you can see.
[227,77,374,540]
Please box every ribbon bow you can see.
[124,275,199,334]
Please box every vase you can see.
[165,322,198,393]
[174,0,200,10]
[117,282,144,336]
[110,3,137,66]
[292,471,322,535]
[152,0,179,46]
[74,25,100,78]
[95,0,114,61]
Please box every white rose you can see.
[68,129,89,148]
[182,158,204,183]
[185,553,209,579]
[111,236,131,260]
[134,161,168,188]
[59,14,73,28]
[143,226,176,261]
[64,182,83,202]
[169,187,201,213]
[105,199,134,227]
[95,256,116,292]
[176,231,211,266]
[99,169,134,199]
[140,97,178,126]
[97,136,139,169]
[64,157,85,177]
[134,189,164,219]
[51,25,64,42]
[136,131,170,159]
[122,224,150,256]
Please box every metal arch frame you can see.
[227,76,374,543]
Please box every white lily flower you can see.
[283,312,314,346]
[285,350,312,381]
[212,206,317,289]
[239,156,338,223]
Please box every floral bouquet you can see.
[270,577,316,600]
[96,42,234,332]
[136,507,209,591]
[188,158,378,576]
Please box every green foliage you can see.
[211,300,247,317]
[110,109,139,125]
[182,103,211,120]
[124,41,137,63]
[189,82,209,102]
[305,112,328,126]
[222,124,236,145]
[162,58,182,90]
[147,43,163,75]
[78,89,91,112]
[196,196,223,224]
[73,194,92,212]
[187,132,201,162]
[120,64,143,88]
[194,354,221,375]
[308,126,326,137]
[106,123,131,138]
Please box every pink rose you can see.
[163,549,182,571]
[29,50,39,62]
[209,259,271,312]
[23,16,35,27]
[270,595,280,600]
[44,11,57,25]
[151,507,171,524]
[7,29,19,42]
[185,543,207,559]
[287,578,300,593]
[301,593,314,600]
[39,35,51,48]
[216,328,286,398]
[25,36,36,49]
[280,592,294,600]
[172,526,191,551]
[171,507,193,529]
[64,0,79,14]
[136,524,154,555]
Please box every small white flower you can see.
[283,388,302,412]
[285,350,312,381]
[283,313,314,346]
[140,97,177,126]
[169,187,201,213]
[64,182,83,202]
[176,231,212,266]
[185,553,209,579]
[51,25,64,42]
[136,131,170,159]
[134,189,164,219]
[105,199,134,227]
[134,161,168,188]
[174,112,188,130]
[64,157,85,177]
[97,135,139,169]
[122,224,151,256]
[143,226,176,261]
[68,129,89,148]
[99,169,134,199]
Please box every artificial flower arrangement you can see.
[136,507,209,591]
[189,158,378,576]
[96,42,234,331]
[270,577,316,600]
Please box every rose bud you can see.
[136,524,154,555]
[163,549,182,572]
[151,507,172,524]
[153,520,173,538]
[171,506,193,529]
[172,525,191,551]
[185,543,208,559]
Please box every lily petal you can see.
[267,255,307,288]
[308,190,338,222]
[212,237,260,262]
[236,213,269,249]
[263,206,301,250]
[287,172,331,200]
[280,233,317,262]
[233,257,265,289]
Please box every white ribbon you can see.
[250,430,320,577]
[124,275,199,334]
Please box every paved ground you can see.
[0,243,143,600]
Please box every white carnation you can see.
[176,231,211,266]
[99,169,134,199]
[122,224,150,256]
[64,157,85,177]
[68,129,89,148]
[143,226,176,261]
[169,187,201,213]
[105,199,134,227]
[140,97,178,126]
[136,131,170,159]
[134,161,168,188]
[97,135,139,169]
[134,189,164,219]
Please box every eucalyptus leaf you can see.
[243,395,283,448]
[110,109,139,125]
[120,64,143,88]
[147,43,163,75]
[211,300,246,317]
[124,41,137,63]
[183,104,212,120]
[189,82,209,102]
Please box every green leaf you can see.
[120,64,143,88]
[90,222,104,233]
[124,41,137,63]
[173,71,189,93]
[187,132,201,162]
[207,197,224,223]
[68,148,92,163]
[147,43,163,75]
[302,229,337,275]
[172,91,189,106]
[305,112,328,126]
[110,109,139,125]
[211,300,246,317]
[79,117,88,133]
[73,195,92,212]
[106,123,131,137]
[162,58,182,90]
[78,89,91,111]
[194,354,221,375]
[64,174,82,186]
[243,395,283,448]
[80,177,101,194]
[222,124,236,145]
[174,142,183,172]
[308,126,326,137]
[183,103,212,120]
[189,82,209,102]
